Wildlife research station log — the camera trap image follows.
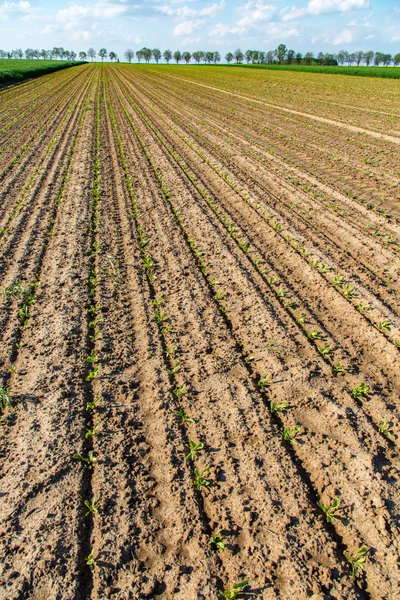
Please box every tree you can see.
[287,49,295,64]
[98,48,107,62]
[213,51,221,64]
[225,52,233,64]
[364,50,374,66]
[79,51,87,61]
[383,53,392,66]
[205,51,213,64]
[348,52,356,65]
[337,50,345,65]
[124,49,134,63]
[174,50,182,64]
[245,49,253,63]
[355,51,364,66]
[62,50,71,60]
[233,48,243,63]
[317,52,325,64]
[136,50,143,62]
[153,48,161,63]
[192,51,202,63]
[259,51,266,64]
[88,47,96,62]
[374,52,383,66]
[109,51,117,62]
[295,52,303,64]
[182,51,191,64]
[163,49,172,63]
[394,53,400,66]
[14,48,24,59]
[266,50,275,64]
[140,47,152,63]
[276,44,287,64]
[304,52,314,65]
[252,50,259,64]
[70,51,77,61]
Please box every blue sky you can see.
[0,0,399,57]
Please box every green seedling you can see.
[282,425,301,445]
[268,276,278,286]
[176,410,195,425]
[344,546,369,578]
[89,330,101,341]
[209,528,226,551]
[73,451,97,466]
[307,330,320,340]
[85,549,97,572]
[332,275,344,287]
[284,300,296,309]
[186,440,204,461]
[143,256,154,270]
[86,367,100,382]
[258,374,272,392]
[319,264,330,274]
[2,283,25,300]
[378,420,394,440]
[356,303,370,314]
[85,423,101,439]
[86,350,99,363]
[193,467,210,490]
[318,344,331,358]
[270,401,288,414]
[374,319,391,333]
[296,313,306,325]
[317,498,340,523]
[86,397,100,411]
[88,317,103,329]
[342,285,355,299]
[333,363,346,375]
[275,288,285,298]
[84,497,100,516]
[168,361,181,375]
[174,384,187,398]
[165,346,177,358]
[154,311,172,325]
[351,383,370,400]
[0,387,12,410]
[220,581,249,599]
[88,304,99,315]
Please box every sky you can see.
[0,0,399,58]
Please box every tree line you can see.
[1,45,399,66]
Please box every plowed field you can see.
[0,63,399,600]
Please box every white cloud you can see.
[158,1,224,19]
[332,27,353,44]
[0,1,35,18]
[56,2,126,28]
[279,6,307,21]
[173,18,204,36]
[237,1,276,28]
[308,0,369,15]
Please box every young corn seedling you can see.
[0,387,12,410]
[319,264,330,274]
[344,546,369,579]
[333,275,344,287]
[351,383,370,400]
[165,346,177,358]
[174,384,187,398]
[209,528,226,551]
[220,581,249,599]
[317,498,340,523]
[168,361,181,375]
[186,441,204,461]
[342,285,355,299]
[318,344,332,358]
[282,425,301,445]
[378,420,394,440]
[333,363,346,375]
[176,410,195,425]
[86,349,99,364]
[2,283,25,300]
[86,367,100,382]
[258,374,272,392]
[85,423,101,439]
[374,319,391,333]
[86,396,100,411]
[73,451,97,466]
[270,401,289,414]
[307,330,320,340]
[356,303,370,314]
[193,467,210,490]
[84,497,100,516]
[85,550,97,572]
[296,313,306,325]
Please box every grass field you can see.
[0,63,399,599]
[226,63,400,78]
[0,58,83,85]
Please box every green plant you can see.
[220,581,249,599]
[282,425,301,444]
[374,319,391,333]
[193,467,210,490]
[258,374,272,392]
[270,401,288,414]
[176,410,195,425]
[378,420,394,440]
[344,546,369,578]
[86,396,100,411]
[351,383,370,400]
[186,440,204,461]
[86,367,100,382]
[168,361,181,374]
[318,344,331,357]
[85,423,101,439]
[296,313,306,324]
[319,264,330,274]
[154,310,171,325]
[174,384,187,398]
[84,497,100,516]
[333,363,345,374]
[0,387,12,410]
[2,282,25,300]
[209,528,226,551]
[86,349,99,363]
[307,330,320,340]
[85,549,97,572]
[165,346,177,358]
[73,451,97,466]
[317,498,340,523]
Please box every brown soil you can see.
[0,64,399,600]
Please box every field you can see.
[0,59,82,86]
[226,64,400,78]
[0,63,399,599]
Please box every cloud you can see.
[157,1,224,19]
[56,2,126,28]
[173,18,204,36]
[0,1,36,18]
[237,1,276,28]
[307,0,369,15]
[279,6,307,21]
[332,27,353,44]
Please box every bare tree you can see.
[88,47,96,62]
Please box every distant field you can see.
[225,63,400,78]
[0,58,84,85]
[1,63,399,599]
